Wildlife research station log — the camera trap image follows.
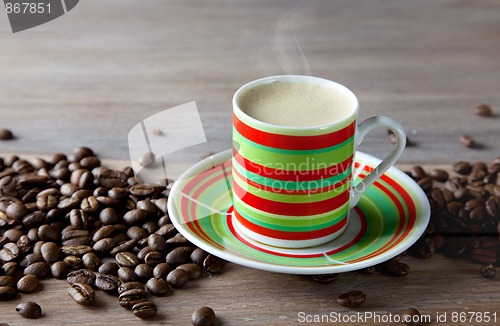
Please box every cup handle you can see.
[349,116,406,208]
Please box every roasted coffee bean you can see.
[1,262,17,277]
[24,262,50,278]
[126,226,148,240]
[480,264,496,279]
[471,248,497,265]
[123,209,148,225]
[116,252,140,268]
[110,239,138,256]
[0,275,16,288]
[98,262,119,276]
[153,263,174,279]
[166,268,189,288]
[93,238,116,254]
[119,288,148,309]
[80,156,100,169]
[411,237,435,258]
[203,254,225,274]
[64,255,83,269]
[486,197,499,218]
[380,259,409,277]
[0,286,17,300]
[81,196,99,213]
[401,308,421,326]
[0,128,13,140]
[62,229,90,246]
[130,184,156,197]
[430,169,449,182]
[459,134,476,148]
[58,197,81,211]
[475,104,493,117]
[95,273,121,294]
[410,166,426,180]
[98,169,128,188]
[191,306,216,326]
[132,300,157,319]
[37,224,58,242]
[134,263,153,280]
[19,253,43,268]
[22,211,47,228]
[453,161,472,175]
[157,223,177,238]
[146,277,171,296]
[0,242,20,262]
[16,302,42,319]
[40,242,60,263]
[118,282,145,295]
[68,282,95,305]
[51,261,70,279]
[177,263,203,280]
[190,248,209,265]
[82,253,101,271]
[118,267,137,282]
[62,245,92,256]
[17,275,39,293]
[67,269,96,286]
[144,251,164,266]
[312,273,338,284]
[166,246,194,266]
[5,202,27,220]
[337,290,366,308]
[417,177,433,192]
[148,233,166,252]
[3,229,23,242]
[16,235,31,253]
[465,197,485,211]
[92,225,117,242]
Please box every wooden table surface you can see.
[1,0,499,325]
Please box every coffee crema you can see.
[238,81,353,127]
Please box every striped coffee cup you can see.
[232,75,406,248]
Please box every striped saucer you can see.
[167,150,430,275]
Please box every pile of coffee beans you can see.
[405,158,499,277]
[0,147,223,322]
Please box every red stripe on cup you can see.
[233,179,350,216]
[233,148,353,182]
[234,113,356,150]
[234,208,348,241]
[232,165,350,195]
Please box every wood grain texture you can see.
[0,0,499,164]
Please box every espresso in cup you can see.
[238,81,352,127]
[232,75,406,248]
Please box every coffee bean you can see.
[203,254,225,274]
[118,267,137,282]
[486,197,499,218]
[465,197,485,211]
[0,128,13,140]
[93,238,116,254]
[167,269,189,288]
[132,300,157,319]
[144,251,164,266]
[148,233,166,252]
[37,224,58,242]
[67,269,96,286]
[58,197,81,211]
[380,259,409,277]
[401,308,421,326]
[337,290,366,308]
[153,263,174,279]
[134,263,153,280]
[1,262,17,277]
[5,202,27,220]
[17,275,39,293]
[417,177,433,192]
[68,282,95,305]
[110,238,138,256]
[40,242,60,263]
[119,288,148,309]
[16,302,42,319]
[62,245,92,256]
[459,134,476,148]
[92,225,116,242]
[64,255,83,269]
[192,306,216,326]
[190,248,209,265]
[61,230,90,246]
[177,263,203,280]
[95,273,121,294]
[130,184,156,197]
[51,261,70,279]
[410,166,426,180]
[19,253,43,268]
[146,277,171,296]
[123,209,148,225]
[453,161,472,175]
[24,262,50,278]
[0,242,20,262]
[475,104,493,117]
[116,252,140,268]
[81,196,99,213]
[312,273,338,284]
[4,229,23,242]
[480,264,496,279]
[82,253,101,271]
[97,262,119,276]
[471,248,497,265]
[0,286,17,300]
[430,169,449,182]
[156,224,177,239]
[166,246,194,266]
[0,276,16,288]
[118,282,145,295]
